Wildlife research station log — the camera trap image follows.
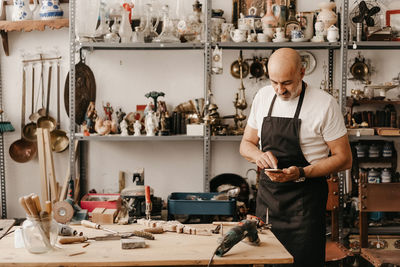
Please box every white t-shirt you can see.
[247,84,347,164]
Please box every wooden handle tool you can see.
[81,220,118,234]
[145,186,151,220]
[59,236,88,244]
[45,201,52,214]
[31,194,42,213]
[24,196,39,218]
[19,196,31,216]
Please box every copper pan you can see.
[37,65,56,131]
[9,66,37,163]
[51,62,69,153]
[64,54,96,125]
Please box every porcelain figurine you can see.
[39,0,63,20]
[134,120,142,136]
[85,101,97,133]
[103,102,114,121]
[12,0,39,21]
[145,110,158,136]
[95,117,111,136]
[120,119,129,136]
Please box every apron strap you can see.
[294,81,307,119]
[268,81,307,119]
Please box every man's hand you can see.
[256,151,278,169]
[265,166,300,183]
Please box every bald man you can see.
[240,48,352,266]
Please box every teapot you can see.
[12,0,39,21]
[39,0,63,20]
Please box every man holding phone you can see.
[240,48,352,266]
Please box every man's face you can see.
[268,64,305,101]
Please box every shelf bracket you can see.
[0,31,8,56]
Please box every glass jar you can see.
[22,215,58,254]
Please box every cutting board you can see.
[0,219,15,240]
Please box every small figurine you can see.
[145,110,158,136]
[144,102,153,117]
[134,120,142,136]
[145,91,165,112]
[120,119,129,136]
[95,117,111,136]
[103,102,114,121]
[85,101,97,133]
[116,107,126,133]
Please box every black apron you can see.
[256,82,328,267]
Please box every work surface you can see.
[0,223,293,266]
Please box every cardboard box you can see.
[91,208,118,224]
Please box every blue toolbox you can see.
[167,192,236,219]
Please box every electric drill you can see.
[215,220,260,257]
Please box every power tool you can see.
[208,220,260,266]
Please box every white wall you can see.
[2,1,400,218]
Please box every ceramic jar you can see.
[317,2,337,36]
[381,168,391,183]
[368,168,381,183]
[368,144,380,158]
[12,0,39,21]
[327,25,339,42]
[355,143,368,158]
[382,142,393,158]
[39,0,63,20]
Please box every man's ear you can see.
[300,67,306,78]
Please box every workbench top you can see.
[0,223,293,266]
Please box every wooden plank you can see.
[43,128,57,203]
[0,19,69,32]
[36,128,48,205]
[0,224,293,266]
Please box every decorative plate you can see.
[299,51,316,75]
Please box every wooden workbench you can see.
[0,224,293,266]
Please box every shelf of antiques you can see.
[349,41,400,50]
[210,135,243,142]
[79,42,205,51]
[75,134,205,142]
[215,41,341,50]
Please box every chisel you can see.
[81,220,118,234]
[59,235,121,244]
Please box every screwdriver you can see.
[81,220,118,234]
[59,235,121,244]
[145,186,152,220]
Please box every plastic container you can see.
[168,192,236,217]
[22,215,57,254]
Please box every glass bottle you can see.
[95,1,111,38]
[153,5,180,43]
[119,8,133,43]
[178,0,204,43]
[22,215,58,254]
[142,3,159,43]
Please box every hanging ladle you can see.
[22,63,38,142]
[9,65,37,163]
[29,60,45,122]
[37,64,56,131]
[50,61,69,153]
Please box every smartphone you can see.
[265,168,283,173]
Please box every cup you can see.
[273,30,285,40]
[230,29,247,43]
[247,33,257,42]
[257,33,268,42]
[291,29,304,40]
[263,27,275,39]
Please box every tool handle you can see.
[45,201,52,214]
[145,186,151,204]
[59,236,87,244]
[31,194,42,213]
[81,220,100,229]
[19,197,31,216]
[24,196,39,218]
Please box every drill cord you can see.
[207,249,217,267]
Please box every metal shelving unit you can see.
[348,41,400,50]
[79,42,205,50]
[216,41,341,50]
[0,55,6,219]
[75,134,204,141]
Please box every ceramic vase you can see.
[39,0,63,20]
[317,2,337,36]
[261,0,278,30]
